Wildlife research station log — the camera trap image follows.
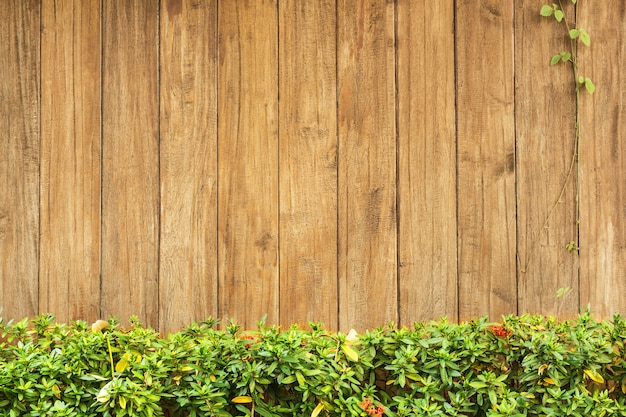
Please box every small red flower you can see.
[360,398,384,416]
[488,325,511,338]
[239,334,257,348]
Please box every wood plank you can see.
[217,0,279,328]
[101,0,159,327]
[159,0,218,334]
[278,0,338,329]
[579,3,626,318]
[515,0,579,317]
[396,0,457,325]
[40,0,101,324]
[337,0,397,331]
[456,0,516,321]
[0,0,40,321]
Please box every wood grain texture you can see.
[337,0,397,330]
[397,0,457,325]
[217,0,279,328]
[515,0,579,317]
[579,3,626,318]
[0,0,40,321]
[278,0,338,329]
[101,0,159,327]
[40,0,101,323]
[456,0,516,320]
[159,0,218,334]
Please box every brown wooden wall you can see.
[1,0,624,334]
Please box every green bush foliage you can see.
[1,311,626,416]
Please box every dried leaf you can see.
[91,320,109,333]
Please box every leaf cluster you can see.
[2,312,626,416]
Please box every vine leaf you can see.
[540,5,553,17]
[584,78,596,94]
[579,29,591,46]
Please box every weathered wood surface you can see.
[0,0,40,320]
[0,1,624,333]
[217,0,280,326]
[159,0,218,334]
[397,0,457,324]
[278,0,338,328]
[579,2,626,317]
[101,1,160,327]
[337,0,398,330]
[456,0,517,320]
[40,0,101,324]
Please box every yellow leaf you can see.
[209,374,217,382]
[232,395,253,404]
[179,365,194,372]
[543,378,556,385]
[538,364,548,375]
[584,369,605,384]
[116,359,129,373]
[311,402,325,417]
[91,320,109,333]
[341,344,359,362]
[52,384,61,399]
[119,396,127,409]
[621,381,626,394]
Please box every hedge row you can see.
[1,311,626,416]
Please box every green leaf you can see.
[556,287,571,298]
[281,375,296,385]
[562,52,571,62]
[569,29,579,39]
[571,0,577,4]
[469,381,488,389]
[580,28,591,46]
[540,5,553,17]
[554,9,564,22]
[295,371,306,387]
[585,78,595,94]
[551,54,561,65]
[578,75,585,85]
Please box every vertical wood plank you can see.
[515,0,579,317]
[278,0,338,329]
[337,0,397,330]
[456,0,516,320]
[0,0,40,321]
[218,0,279,328]
[159,0,218,334]
[579,3,626,318]
[40,0,101,324]
[101,0,159,327]
[397,0,457,325]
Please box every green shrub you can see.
[1,311,626,416]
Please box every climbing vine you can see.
[521,0,594,273]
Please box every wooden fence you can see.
[1,0,624,334]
